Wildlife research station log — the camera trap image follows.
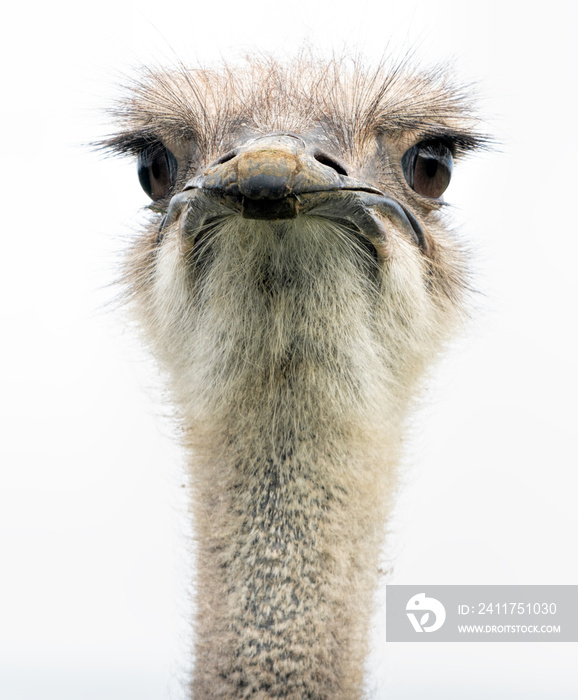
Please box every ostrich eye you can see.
[402,141,453,199]
[137,145,178,200]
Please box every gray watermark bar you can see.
[386,585,578,642]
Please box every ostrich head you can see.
[101,56,484,699]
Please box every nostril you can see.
[314,152,348,176]
[213,150,237,166]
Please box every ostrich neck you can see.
[162,221,406,697]
[189,418,396,698]
[186,365,401,698]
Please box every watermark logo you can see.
[387,586,577,642]
[406,593,446,633]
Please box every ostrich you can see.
[101,55,484,698]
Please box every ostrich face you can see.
[102,58,484,422]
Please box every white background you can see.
[1,1,576,698]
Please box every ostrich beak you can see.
[161,132,427,251]
[183,133,382,220]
